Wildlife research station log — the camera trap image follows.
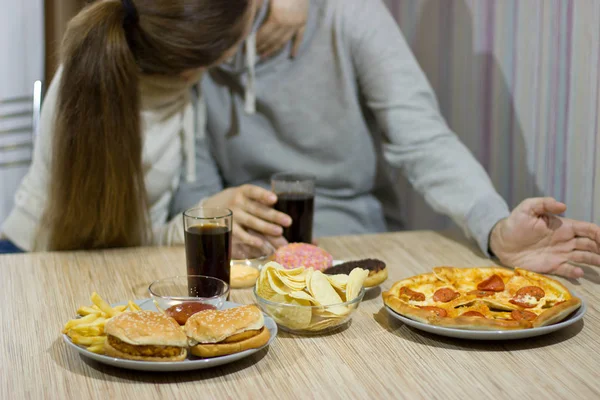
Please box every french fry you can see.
[127,301,142,312]
[70,326,103,336]
[76,306,101,316]
[70,334,106,347]
[74,317,107,329]
[90,292,118,317]
[63,292,141,356]
[62,314,99,333]
[86,344,105,354]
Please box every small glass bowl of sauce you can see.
[149,275,229,324]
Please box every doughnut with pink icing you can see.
[273,243,333,271]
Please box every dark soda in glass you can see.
[274,193,314,243]
[184,224,231,296]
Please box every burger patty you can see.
[324,259,386,275]
[107,335,182,358]
[221,329,262,344]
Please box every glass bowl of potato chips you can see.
[253,262,368,334]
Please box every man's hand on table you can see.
[489,197,600,279]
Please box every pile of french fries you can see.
[62,292,141,354]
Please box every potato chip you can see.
[313,306,349,318]
[308,271,342,305]
[274,270,307,291]
[267,269,294,295]
[308,271,350,316]
[346,268,369,301]
[326,274,348,292]
[267,294,312,330]
[288,290,318,304]
[257,267,278,299]
[262,261,284,271]
[254,261,364,332]
[305,268,314,290]
[279,266,306,276]
[306,318,344,331]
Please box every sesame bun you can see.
[184,305,265,345]
[103,311,188,362]
[189,327,270,358]
[273,243,333,271]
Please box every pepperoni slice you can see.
[476,274,505,292]
[509,297,537,308]
[399,286,425,301]
[511,310,537,322]
[433,288,460,303]
[515,286,545,300]
[467,290,494,298]
[461,311,485,318]
[418,306,448,317]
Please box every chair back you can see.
[0,80,43,168]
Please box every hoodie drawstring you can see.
[186,33,257,183]
[185,85,201,183]
[245,32,257,114]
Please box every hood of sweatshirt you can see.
[215,0,319,114]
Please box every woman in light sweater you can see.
[1,0,297,252]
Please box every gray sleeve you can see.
[342,0,510,254]
[168,92,224,218]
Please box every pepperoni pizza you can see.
[383,267,582,330]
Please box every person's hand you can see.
[489,197,600,279]
[256,0,309,58]
[202,185,291,247]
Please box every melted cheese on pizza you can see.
[388,267,575,322]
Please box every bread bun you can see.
[184,305,264,344]
[103,311,188,362]
[190,327,270,358]
[104,311,188,347]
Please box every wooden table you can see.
[1,231,598,399]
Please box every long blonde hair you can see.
[44,0,251,250]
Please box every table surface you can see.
[1,231,598,400]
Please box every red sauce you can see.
[165,302,216,325]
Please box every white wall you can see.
[0,0,45,225]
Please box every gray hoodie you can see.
[175,0,510,254]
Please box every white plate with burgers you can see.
[62,299,278,372]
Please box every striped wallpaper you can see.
[384,0,600,230]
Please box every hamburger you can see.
[184,305,270,358]
[104,311,188,362]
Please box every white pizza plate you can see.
[385,293,587,340]
[63,299,278,371]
